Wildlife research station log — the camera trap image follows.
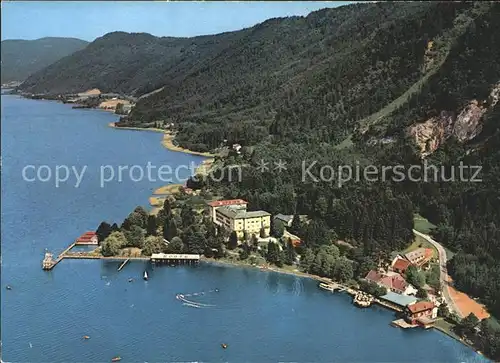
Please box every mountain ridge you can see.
[1,37,89,83]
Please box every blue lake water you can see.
[0,94,489,362]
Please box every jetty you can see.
[319,282,347,292]
[391,319,418,329]
[42,242,198,271]
[117,258,130,271]
[42,242,76,270]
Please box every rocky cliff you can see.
[408,82,500,157]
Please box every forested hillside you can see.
[1,37,88,83]
[17,3,500,356]
[21,2,478,147]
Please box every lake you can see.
[0,94,488,362]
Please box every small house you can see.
[274,214,294,227]
[365,270,417,296]
[76,231,98,245]
[404,248,433,267]
[405,301,437,325]
[390,256,412,274]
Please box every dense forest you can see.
[19,2,500,359]
[1,37,88,83]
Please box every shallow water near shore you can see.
[0,94,489,362]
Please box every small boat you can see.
[5,285,12,290]
[111,357,122,362]
[128,278,133,282]
[143,271,148,281]
[319,282,335,292]
[83,335,90,340]
[221,343,228,349]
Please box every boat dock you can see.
[391,319,418,329]
[42,243,198,271]
[319,282,349,293]
[42,242,76,270]
[117,258,130,271]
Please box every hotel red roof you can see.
[392,257,411,273]
[389,274,409,292]
[77,231,97,241]
[365,270,411,292]
[407,301,435,314]
[207,199,248,207]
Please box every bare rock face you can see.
[408,82,500,157]
[453,100,485,142]
[488,82,500,108]
[408,111,454,157]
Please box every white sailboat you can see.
[143,271,148,281]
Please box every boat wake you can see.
[182,302,202,308]
[176,289,218,308]
[292,278,304,296]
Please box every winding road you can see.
[413,229,463,318]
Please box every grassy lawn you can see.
[443,246,455,261]
[434,319,460,340]
[403,234,438,259]
[334,135,353,150]
[413,214,457,260]
[413,213,436,234]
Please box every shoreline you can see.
[108,122,215,212]
[201,257,482,355]
[200,257,331,283]
[108,122,215,157]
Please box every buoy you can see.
[221,343,228,349]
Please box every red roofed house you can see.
[207,199,248,222]
[404,301,438,325]
[76,231,98,245]
[365,270,417,296]
[390,256,412,274]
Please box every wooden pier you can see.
[392,319,418,329]
[42,243,195,271]
[118,259,130,271]
[42,242,76,270]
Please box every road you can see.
[413,229,463,318]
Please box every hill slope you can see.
[1,37,89,83]
[19,3,496,150]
